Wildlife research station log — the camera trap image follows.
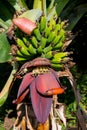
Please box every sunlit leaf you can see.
[7,0,28,12]
[0,91,8,107]
[33,0,42,11]
[0,32,12,63]
[20,9,42,22]
[0,63,18,106]
[0,19,9,30]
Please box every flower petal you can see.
[17,73,34,98]
[30,80,52,123]
[13,17,36,35]
[36,71,64,95]
[13,89,29,104]
[50,68,67,90]
[50,68,62,85]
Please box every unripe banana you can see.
[47,18,56,31]
[16,38,28,49]
[33,28,41,41]
[47,31,56,43]
[59,29,65,37]
[16,38,30,56]
[51,63,63,70]
[53,52,68,59]
[40,15,47,33]
[55,24,61,32]
[28,44,37,55]
[37,45,43,54]
[51,58,62,64]
[43,44,52,53]
[52,35,61,46]
[40,37,47,49]
[60,21,65,29]
[20,47,31,56]
[22,37,29,46]
[31,36,38,48]
[15,56,28,61]
[51,52,68,64]
[44,27,51,38]
[44,51,54,59]
[52,41,63,50]
[16,50,24,57]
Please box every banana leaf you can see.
[66,4,87,30]
[33,0,46,16]
[0,32,12,63]
[0,63,18,106]
[20,9,42,22]
[0,1,13,26]
[55,0,69,16]
[6,0,28,12]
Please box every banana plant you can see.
[0,0,87,130]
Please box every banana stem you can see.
[42,0,46,16]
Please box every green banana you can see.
[20,47,31,56]
[43,44,52,53]
[31,36,38,48]
[44,51,54,59]
[53,52,68,59]
[51,52,68,64]
[16,38,30,56]
[52,35,61,46]
[40,37,47,49]
[28,43,37,55]
[36,36,47,54]
[22,36,30,46]
[16,38,28,49]
[51,57,62,64]
[48,18,56,31]
[40,15,47,33]
[33,28,41,41]
[59,29,65,37]
[47,31,56,43]
[51,63,63,70]
[60,21,65,29]
[52,41,63,50]
[55,24,61,32]
[37,45,43,54]
[16,50,24,57]
[44,27,51,38]
[16,56,28,61]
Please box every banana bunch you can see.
[13,15,72,70]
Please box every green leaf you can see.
[7,0,28,12]
[33,0,43,11]
[0,32,12,63]
[67,4,87,30]
[55,0,69,17]
[47,6,57,21]
[0,1,13,26]
[47,0,55,14]
[20,9,42,22]
[0,92,8,107]
[0,19,9,30]
[33,0,46,16]
[0,63,18,106]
